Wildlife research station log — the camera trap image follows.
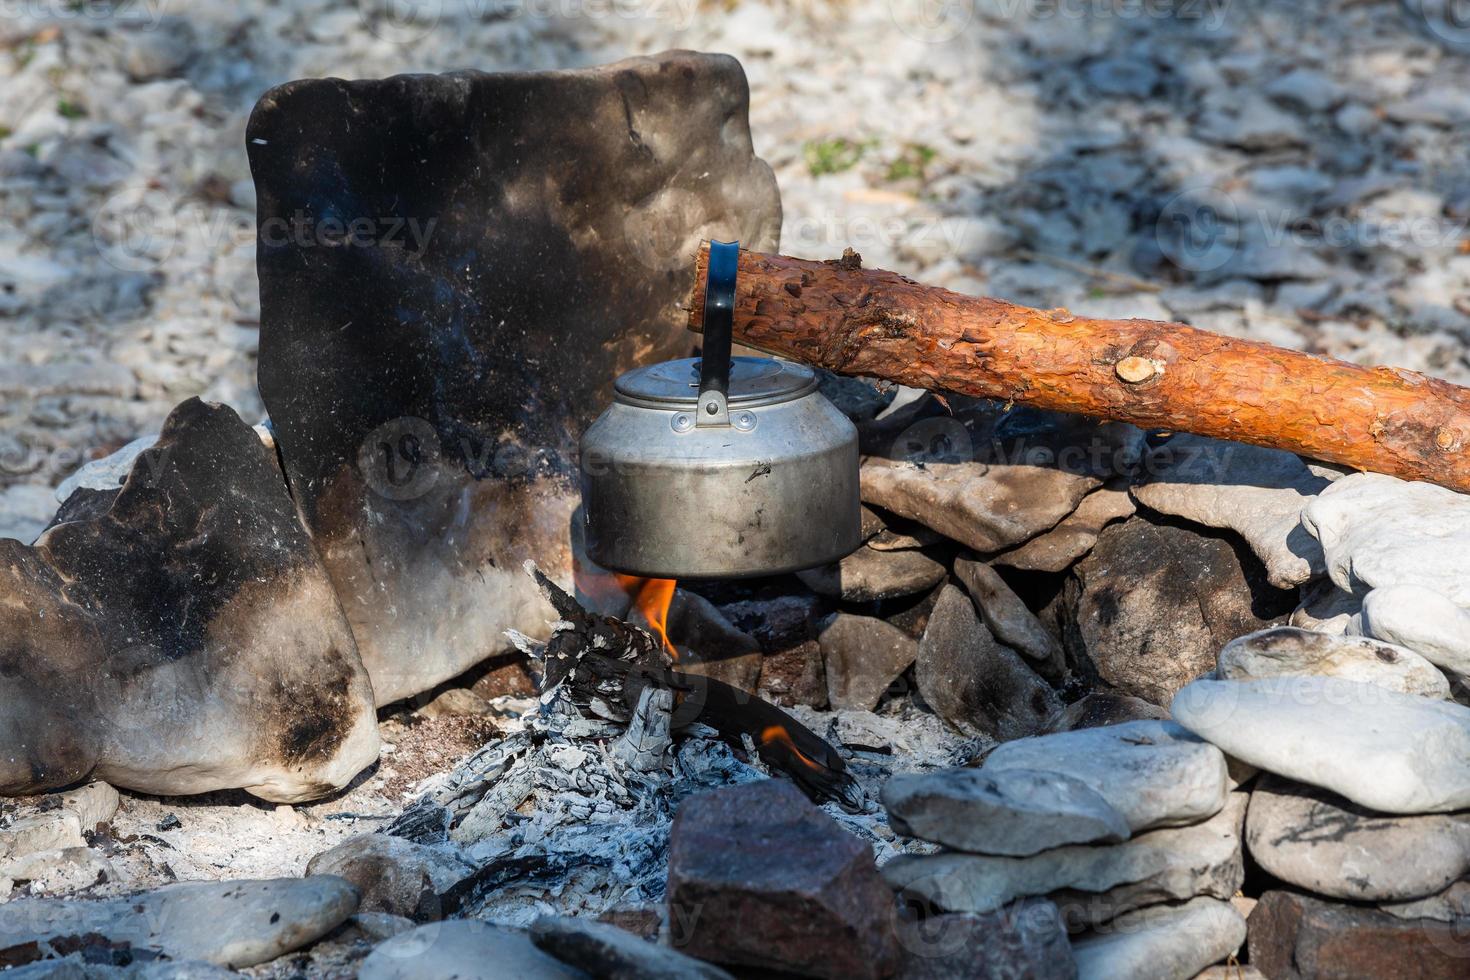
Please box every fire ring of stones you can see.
[3,48,1470,980]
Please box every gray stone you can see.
[981,720,1230,834]
[818,612,918,711]
[1084,58,1158,98]
[1379,879,1470,923]
[305,833,475,921]
[797,544,948,603]
[53,435,159,501]
[121,20,195,81]
[1072,898,1246,980]
[0,400,379,801]
[1218,627,1450,698]
[953,558,1064,678]
[1,782,117,865]
[1172,677,1470,814]
[1130,434,1328,588]
[1069,517,1292,706]
[252,53,781,706]
[1245,774,1470,901]
[0,877,359,969]
[1265,69,1344,113]
[992,486,1134,573]
[895,900,1076,980]
[882,767,1130,856]
[917,584,1059,741]
[358,920,583,980]
[530,915,733,979]
[883,794,1246,919]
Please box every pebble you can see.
[1172,677,1470,814]
[1217,626,1450,699]
[1245,774,1470,902]
[881,767,1130,856]
[981,720,1230,834]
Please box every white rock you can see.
[1071,898,1246,980]
[1218,626,1450,699]
[1354,584,1470,679]
[0,877,358,968]
[1172,677,1470,814]
[54,434,159,501]
[0,484,57,544]
[981,720,1230,833]
[1302,473,1470,606]
[1132,434,1327,588]
[1289,581,1361,635]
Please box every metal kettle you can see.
[579,241,862,579]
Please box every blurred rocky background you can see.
[5,0,1470,541]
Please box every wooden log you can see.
[688,244,1470,493]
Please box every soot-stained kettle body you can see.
[579,241,863,579]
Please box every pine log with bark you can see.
[687,245,1470,493]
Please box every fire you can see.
[617,574,678,661]
[759,724,825,774]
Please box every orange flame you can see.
[759,724,825,774]
[617,574,679,661]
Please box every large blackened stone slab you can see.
[0,399,379,801]
[249,51,781,705]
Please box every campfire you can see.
[4,48,1470,980]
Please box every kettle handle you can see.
[696,240,739,426]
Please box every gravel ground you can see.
[4,0,1470,540]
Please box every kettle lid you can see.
[613,356,817,410]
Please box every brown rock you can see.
[916,585,1059,740]
[757,639,829,709]
[1069,517,1293,706]
[952,557,1065,679]
[819,613,918,710]
[1248,890,1470,979]
[895,900,1075,979]
[993,485,1135,573]
[798,544,948,602]
[667,780,900,979]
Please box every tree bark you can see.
[688,244,1470,493]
